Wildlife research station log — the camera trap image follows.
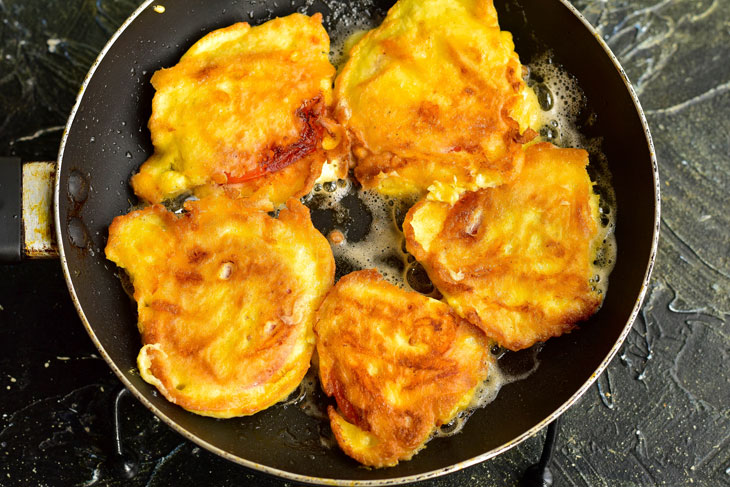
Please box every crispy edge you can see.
[108,197,334,417]
[314,269,488,466]
[403,143,604,351]
[131,14,343,205]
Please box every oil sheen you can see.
[529,52,617,298]
[295,48,617,438]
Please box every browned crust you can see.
[106,197,334,417]
[131,15,342,205]
[404,143,603,351]
[337,7,539,195]
[314,270,489,467]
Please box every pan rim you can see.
[54,0,660,484]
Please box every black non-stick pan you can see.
[2,0,659,483]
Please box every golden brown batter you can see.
[334,0,540,199]
[405,143,603,350]
[131,14,345,205]
[314,270,489,466]
[106,197,334,417]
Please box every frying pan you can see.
[2,0,659,483]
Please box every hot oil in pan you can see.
[290,51,617,441]
[303,179,413,286]
[528,52,618,295]
[311,0,386,67]
[106,6,616,443]
[300,183,546,435]
[434,345,544,438]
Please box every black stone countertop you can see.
[1,0,728,486]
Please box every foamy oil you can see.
[302,178,415,287]
[435,55,619,436]
[294,40,616,442]
[299,181,546,433]
[527,51,617,297]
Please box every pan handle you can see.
[0,158,58,262]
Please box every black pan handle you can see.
[0,157,22,261]
[0,158,58,263]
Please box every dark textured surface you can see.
[0,1,728,486]
[51,0,656,480]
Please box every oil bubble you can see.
[68,170,89,203]
[67,218,90,249]
[534,83,554,111]
[406,262,434,295]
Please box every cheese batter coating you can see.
[131,14,345,205]
[334,0,540,199]
[314,270,489,467]
[105,197,334,417]
[404,143,603,351]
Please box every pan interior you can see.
[57,0,657,482]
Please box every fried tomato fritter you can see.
[131,14,346,206]
[334,0,540,199]
[314,270,489,467]
[105,197,334,418]
[404,143,603,351]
